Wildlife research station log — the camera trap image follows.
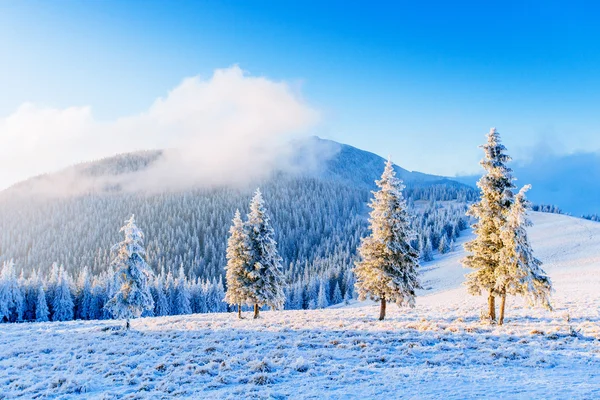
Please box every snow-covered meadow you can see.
[1,212,599,399]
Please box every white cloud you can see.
[0,66,319,191]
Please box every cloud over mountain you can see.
[0,66,319,190]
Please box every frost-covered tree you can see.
[463,128,515,322]
[317,279,329,309]
[496,185,552,324]
[105,215,154,329]
[344,271,356,301]
[438,235,449,254]
[244,189,285,318]
[224,210,251,318]
[354,159,421,320]
[421,238,434,262]
[154,274,170,316]
[75,266,93,320]
[52,267,74,322]
[332,282,343,305]
[35,283,49,322]
[174,265,192,315]
[0,260,25,322]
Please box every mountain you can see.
[0,137,476,284]
[314,138,447,187]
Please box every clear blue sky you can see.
[1,0,599,176]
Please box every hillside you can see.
[1,212,598,398]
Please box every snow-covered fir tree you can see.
[224,210,252,318]
[0,260,25,322]
[75,266,93,320]
[105,215,154,329]
[52,267,74,322]
[462,128,515,322]
[421,238,434,262]
[35,283,49,322]
[154,274,170,317]
[354,159,421,320]
[332,282,343,305]
[317,279,329,309]
[496,185,552,324]
[438,235,449,254]
[174,265,192,315]
[244,189,285,318]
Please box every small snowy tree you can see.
[224,210,251,318]
[0,260,25,322]
[76,266,93,320]
[174,265,192,315]
[46,262,59,319]
[244,189,285,318]
[354,159,421,320]
[496,185,552,324]
[317,279,329,309]
[105,215,154,329]
[462,128,515,322]
[421,238,434,262]
[35,283,49,322]
[154,274,170,316]
[332,282,343,305]
[438,235,449,254]
[52,268,74,322]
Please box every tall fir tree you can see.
[462,128,515,322]
[354,159,421,320]
[496,185,552,324]
[224,210,252,318]
[244,189,285,318]
[105,215,154,329]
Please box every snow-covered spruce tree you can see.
[421,238,434,262]
[35,283,49,322]
[75,266,93,320]
[105,215,154,329]
[496,185,552,324]
[354,159,421,321]
[0,260,25,322]
[332,282,343,305]
[174,265,192,315]
[52,267,74,322]
[46,262,59,319]
[317,279,329,309]
[224,210,252,318]
[462,128,515,322]
[244,189,285,319]
[154,274,170,316]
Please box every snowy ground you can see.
[1,212,600,399]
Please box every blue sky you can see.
[1,0,600,179]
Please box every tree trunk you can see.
[488,291,496,322]
[237,304,242,319]
[253,304,259,319]
[125,319,130,330]
[379,297,386,321]
[498,293,507,325]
